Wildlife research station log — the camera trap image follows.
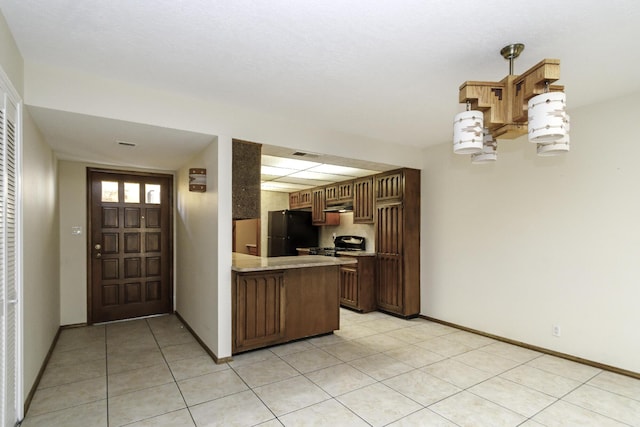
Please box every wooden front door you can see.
[88,169,173,323]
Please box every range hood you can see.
[323,203,353,213]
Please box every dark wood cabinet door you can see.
[234,271,285,352]
[376,203,403,255]
[311,188,326,224]
[339,265,359,309]
[325,185,339,204]
[376,203,405,315]
[299,189,312,208]
[289,191,300,209]
[337,181,353,201]
[289,189,313,210]
[375,171,403,203]
[376,253,403,313]
[353,177,374,223]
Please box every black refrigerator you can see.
[267,210,318,257]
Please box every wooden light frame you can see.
[459,58,563,140]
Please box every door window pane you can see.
[145,184,161,204]
[101,181,119,202]
[124,182,140,203]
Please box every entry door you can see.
[88,169,173,323]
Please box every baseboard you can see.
[174,311,233,364]
[421,315,640,380]
[23,326,62,416]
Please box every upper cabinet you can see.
[353,177,374,224]
[326,181,353,205]
[289,189,312,210]
[232,139,261,219]
[375,170,404,203]
[311,187,339,226]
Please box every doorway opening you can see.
[87,168,173,324]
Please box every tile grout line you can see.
[25,312,640,426]
[104,325,110,427]
[552,370,636,427]
[227,354,281,424]
[145,317,198,427]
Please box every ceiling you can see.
[2,1,640,177]
[260,146,388,192]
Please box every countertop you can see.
[335,251,376,257]
[232,253,357,272]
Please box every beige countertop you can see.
[335,251,376,257]
[232,253,357,272]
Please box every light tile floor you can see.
[21,309,640,426]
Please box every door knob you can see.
[95,243,101,250]
[96,253,102,258]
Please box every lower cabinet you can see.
[339,255,375,312]
[375,253,404,314]
[233,265,340,353]
[233,271,285,352]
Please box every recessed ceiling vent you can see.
[117,140,137,147]
[292,151,320,158]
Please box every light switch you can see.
[71,226,83,236]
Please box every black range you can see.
[308,235,366,257]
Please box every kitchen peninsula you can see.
[232,253,356,353]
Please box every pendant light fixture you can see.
[471,128,498,163]
[454,44,570,162]
[453,104,484,154]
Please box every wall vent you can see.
[292,151,320,158]
[117,140,137,147]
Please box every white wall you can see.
[57,160,174,325]
[176,136,232,359]
[21,108,59,400]
[58,161,88,324]
[23,61,424,171]
[421,91,640,373]
[2,10,60,405]
[0,11,23,95]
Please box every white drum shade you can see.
[471,146,497,163]
[472,129,497,163]
[528,92,567,143]
[537,134,570,156]
[453,110,484,154]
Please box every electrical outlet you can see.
[552,325,561,337]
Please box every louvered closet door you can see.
[0,82,20,427]
[89,170,173,323]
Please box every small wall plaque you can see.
[189,168,207,192]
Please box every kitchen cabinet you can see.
[339,255,375,312]
[353,176,374,223]
[326,181,353,205]
[375,168,420,317]
[233,270,285,352]
[375,170,403,203]
[289,189,312,210]
[232,262,343,353]
[311,187,340,226]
